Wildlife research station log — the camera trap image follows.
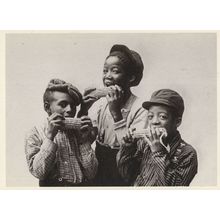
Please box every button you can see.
[64,161,68,165]
[177,149,181,153]
[173,156,178,161]
[58,178,63,182]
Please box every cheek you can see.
[50,104,63,114]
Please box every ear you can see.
[44,102,51,115]
[176,117,182,127]
[129,74,136,85]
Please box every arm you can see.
[142,147,198,186]
[77,116,98,180]
[116,131,144,184]
[25,127,58,180]
[78,142,98,180]
[114,101,147,145]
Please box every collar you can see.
[168,131,182,157]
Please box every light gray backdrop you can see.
[6,33,217,187]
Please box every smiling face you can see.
[147,105,181,137]
[44,91,77,118]
[103,56,133,89]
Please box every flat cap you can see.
[46,78,82,106]
[142,89,185,117]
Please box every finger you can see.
[115,85,123,98]
[80,115,90,121]
[107,89,114,98]
[49,113,64,121]
[80,125,92,133]
[155,127,161,137]
[112,85,119,98]
[144,136,152,147]
[51,119,64,127]
[123,133,131,143]
[151,127,157,140]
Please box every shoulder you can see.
[89,98,108,115]
[177,140,198,163]
[25,120,47,143]
[129,95,147,114]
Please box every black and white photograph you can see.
[5,32,217,187]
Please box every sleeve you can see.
[116,139,144,184]
[78,141,98,180]
[24,127,58,180]
[114,101,147,145]
[142,146,198,186]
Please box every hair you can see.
[43,90,55,104]
[106,51,135,76]
[43,79,82,105]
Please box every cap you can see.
[109,44,144,86]
[142,89,185,117]
[46,78,82,106]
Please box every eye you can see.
[147,114,153,120]
[59,101,67,108]
[103,69,107,74]
[111,68,120,73]
[159,114,168,120]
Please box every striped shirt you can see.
[25,120,98,185]
[117,132,198,186]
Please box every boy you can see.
[25,79,98,186]
[79,45,147,186]
[117,89,198,186]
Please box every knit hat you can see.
[109,44,144,87]
[142,89,185,117]
[45,79,82,106]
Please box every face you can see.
[45,91,77,118]
[103,56,131,88]
[147,105,180,137]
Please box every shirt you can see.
[117,132,198,186]
[25,120,98,185]
[90,93,147,147]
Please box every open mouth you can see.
[104,80,114,86]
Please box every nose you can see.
[151,116,160,125]
[65,104,72,114]
[105,69,112,78]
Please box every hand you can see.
[143,126,165,152]
[78,87,98,117]
[79,116,93,139]
[46,113,64,141]
[122,127,137,147]
[106,85,124,122]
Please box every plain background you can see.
[1,0,220,220]
[6,33,217,187]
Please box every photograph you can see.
[5,32,217,187]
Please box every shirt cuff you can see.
[79,142,93,155]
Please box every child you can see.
[79,45,147,186]
[117,89,198,186]
[25,79,98,186]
